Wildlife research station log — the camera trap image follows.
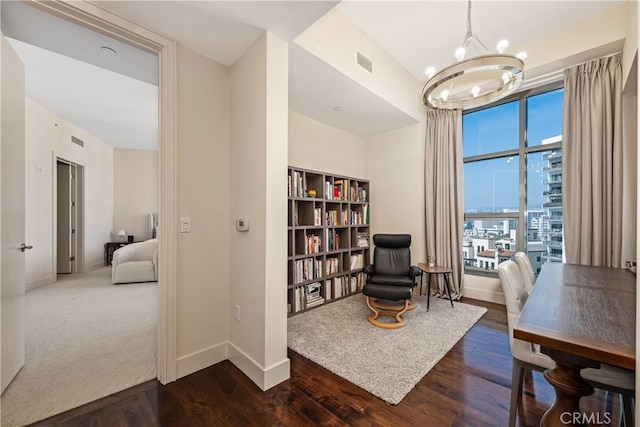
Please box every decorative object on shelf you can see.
[422,0,525,110]
[117,229,127,242]
[308,189,317,197]
[427,256,436,269]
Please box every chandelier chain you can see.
[463,0,490,55]
[465,0,473,40]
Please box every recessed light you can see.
[334,106,343,111]
[101,46,117,55]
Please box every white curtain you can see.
[424,109,464,298]
[563,53,623,267]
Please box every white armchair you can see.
[112,239,158,284]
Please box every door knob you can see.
[20,243,33,252]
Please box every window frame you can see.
[463,82,564,277]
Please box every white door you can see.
[1,34,27,393]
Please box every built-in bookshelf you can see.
[287,166,370,315]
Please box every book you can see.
[349,254,363,270]
[333,277,342,298]
[305,282,321,299]
[356,231,369,247]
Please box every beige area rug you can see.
[288,293,487,405]
[1,267,157,426]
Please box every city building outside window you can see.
[462,86,563,275]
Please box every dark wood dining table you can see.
[513,262,636,427]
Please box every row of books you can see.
[289,282,325,313]
[292,254,366,284]
[313,207,322,226]
[350,185,368,203]
[324,179,349,201]
[325,209,348,226]
[324,228,340,251]
[323,179,369,202]
[349,253,364,270]
[288,273,366,313]
[288,171,305,198]
[304,234,321,254]
[349,208,369,225]
[288,171,368,202]
[292,205,368,226]
[328,272,364,299]
[293,258,322,283]
[326,257,339,275]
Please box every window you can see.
[462,86,563,275]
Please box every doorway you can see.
[55,158,84,275]
[0,0,177,402]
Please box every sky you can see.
[462,88,563,212]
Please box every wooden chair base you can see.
[365,296,411,329]
[369,297,416,312]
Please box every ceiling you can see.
[1,1,629,150]
[338,1,624,82]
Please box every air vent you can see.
[71,136,84,147]
[356,51,373,73]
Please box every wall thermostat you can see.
[236,217,249,232]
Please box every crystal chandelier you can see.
[422,0,526,110]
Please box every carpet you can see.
[287,293,487,405]
[1,267,157,427]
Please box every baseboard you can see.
[176,342,229,379]
[228,342,290,391]
[26,275,56,291]
[462,287,505,305]
[85,262,105,272]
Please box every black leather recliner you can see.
[362,234,421,328]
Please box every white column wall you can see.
[174,45,231,378]
[229,32,289,390]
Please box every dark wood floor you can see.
[31,299,621,426]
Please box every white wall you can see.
[229,32,289,390]
[364,123,426,265]
[113,149,158,242]
[174,45,231,379]
[288,110,365,178]
[294,8,422,122]
[623,0,638,87]
[513,4,627,80]
[25,98,113,288]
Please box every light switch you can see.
[180,216,191,233]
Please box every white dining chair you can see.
[498,260,635,427]
[513,252,535,294]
